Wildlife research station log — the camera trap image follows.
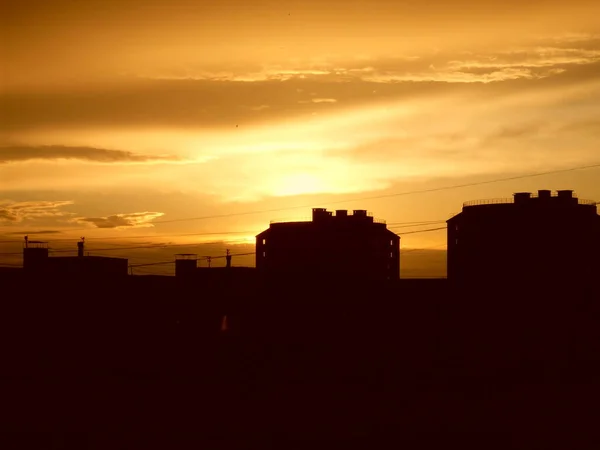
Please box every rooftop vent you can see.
[312,208,332,221]
[514,192,531,204]
[538,189,551,199]
[557,190,573,199]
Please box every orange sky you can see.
[1,0,600,276]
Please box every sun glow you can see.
[274,173,329,197]
[224,235,258,245]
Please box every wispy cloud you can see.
[4,230,63,235]
[76,212,165,229]
[0,201,74,223]
[359,67,554,84]
[298,98,338,104]
[312,98,338,103]
[135,38,600,85]
[4,38,600,134]
[0,145,180,164]
[447,47,600,70]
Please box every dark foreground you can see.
[1,273,599,448]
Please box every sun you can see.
[275,173,327,197]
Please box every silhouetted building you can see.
[447,190,600,287]
[256,208,400,280]
[175,252,256,286]
[175,253,198,278]
[22,237,128,278]
[23,238,50,273]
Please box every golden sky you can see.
[1,0,600,276]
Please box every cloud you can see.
[0,145,180,164]
[0,209,18,222]
[298,98,338,104]
[3,44,600,133]
[548,33,600,44]
[360,67,551,84]
[0,200,74,223]
[4,230,63,235]
[447,47,600,71]
[137,40,600,86]
[76,211,165,229]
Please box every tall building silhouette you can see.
[447,190,599,287]
[256,208,400,280]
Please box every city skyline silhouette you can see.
[2,0,600,448]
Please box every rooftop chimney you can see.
[514,192,531,204]
[336,210,348,217]
[77,237,85,257]
[353,210,367,217]
[557,190,573,199]
[538,189,551,199]
[312,208,332,222]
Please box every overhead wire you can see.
[1,162,597,239]
[2,161,598,267]
[0,226,447,257]
[0,230,257,244]
[129,162,600,225]
[0,221,447,245]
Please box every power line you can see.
[0,238,256,256]
[397,226,447,235]
[387,220,446,226]
[128,251,257,268]
[141,162,600,225]
[1,162,598,243]
[129,261,175,268]
[0,221,448,244]
[0,227,447,257]
[401,243,447,254]
[389,221,446,230]
[0,230,256,244]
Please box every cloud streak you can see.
[0,201,74,223]
[76,212,165,229]
[0,145,180,164]
[139,41,600,85]
[3,43,600,134]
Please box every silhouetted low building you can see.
[447,189,600,288]
[175,253,198,278]
[256,208,400,281]
[22,237,128,278]
[175,252,257,285]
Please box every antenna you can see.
[226,249,232,269]
[77,236,85,257]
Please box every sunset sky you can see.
[1,0,599,276]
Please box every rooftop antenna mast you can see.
[77,236,85,257]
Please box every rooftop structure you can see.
[22,237,128,278]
